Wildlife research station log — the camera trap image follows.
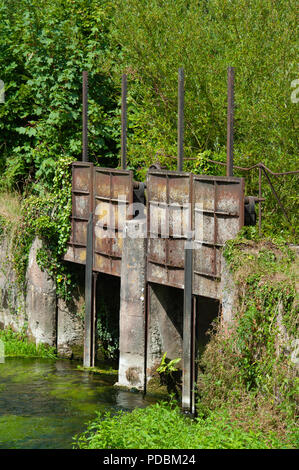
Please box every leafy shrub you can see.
[74,401,297,449]
[0,0,120,192]
[111,0,298,239]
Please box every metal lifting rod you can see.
[121,74,127,170]
[177,68,184,172]
[226,66,235,177]
[182,233,195,414]
[82,71,88,162]
[83,212,94,367]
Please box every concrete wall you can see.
[147,283,184,378]
[26,238,57,346]
[57,263,85,358]
[0,234,84,356]
[220,253,239,329]
[0,236,26,332]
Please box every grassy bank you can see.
[74,401,297,449]
[0,328,56,359]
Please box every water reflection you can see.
[0,358,154,449]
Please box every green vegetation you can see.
[156,353,181,397]
[195,232,298,440]
[0,0,119,193]
[0,0,297,450]
[0,328,56,358]
[74,401,297,449]
[0,156,74,300]
[77,365,118,376]
[96,298,119,361]
[0,0,297,239]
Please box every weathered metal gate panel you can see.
[146,170,244,299]
[64,163,133,276]
[192,175,244,299]
[64,162,94,265]
[93,168,133,276]
[147,170,191,290]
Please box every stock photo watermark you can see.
[94,196,204,250]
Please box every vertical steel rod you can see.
[226,66,235,177]
[91,272,98,367]
[258,166,262,236]
[144,282,150,395]
[191,295,196,415]
[82,71,88,162]
[177,68,184,172]
[182,233,193,412]
[84,212,94,367]
[121,74,127,170]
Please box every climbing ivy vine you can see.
[11,156,75,300]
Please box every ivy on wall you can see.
[10,156,75,300]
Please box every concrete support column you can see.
[220,253,239,330]
[57,296,84,359]
[26,238,57,347]
[117,220,147,390]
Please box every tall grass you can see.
[0,192,21,223]
[0,328,56,359]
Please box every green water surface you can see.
[0,358,153,449]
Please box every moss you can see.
[0,415,55,447]
[77,365,118,377]
[146,374,171,399]
[69,344,83,360]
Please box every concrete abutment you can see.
[0,230,240,396]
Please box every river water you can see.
[0,358,154,449]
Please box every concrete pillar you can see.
[26,238,57,346]
[220,253,239,329]
[117,219,147,390]
[0,235,26,331]
[57,296,84,359]
[56,263,85,359]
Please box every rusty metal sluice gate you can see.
[61,66,250,413]
[64,162,134,276]
[65,164,244,292]
[61,62,298,412]
[64,161,245,412]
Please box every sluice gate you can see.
[64,162,245,412]
[62,67,255,413]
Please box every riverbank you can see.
[73,400,298,449]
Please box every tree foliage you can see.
[0,0,119,192]
[0,0,297,237]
